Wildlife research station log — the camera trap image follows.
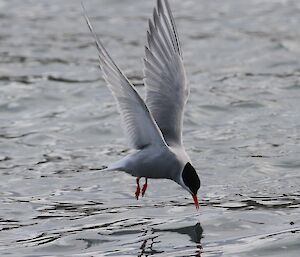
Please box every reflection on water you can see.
[155,222,203,244]
[1,0,300,256]
[145,222,203,256]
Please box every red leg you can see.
[135,177,140,200]
[142,178,148,197]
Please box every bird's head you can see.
[179,162,201,209]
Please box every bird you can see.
[83,0,201,209]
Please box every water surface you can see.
[0,0,300,256]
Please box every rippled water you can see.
[1,0,300,256]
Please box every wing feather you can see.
[83,7,166,149]
[144,0,188,146]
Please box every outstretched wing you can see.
[83,9,166,149]
[143,0,188,146]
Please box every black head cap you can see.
[182,162,200,195]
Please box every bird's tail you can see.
[101,160,126,172]
[101,166,119,172]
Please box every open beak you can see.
[192,194,199,210]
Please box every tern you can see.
[83,0,201,209]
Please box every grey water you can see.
[0,0,300,256]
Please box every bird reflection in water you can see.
[138,222,203,257]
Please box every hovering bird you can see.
[83,0,201,209]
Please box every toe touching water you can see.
[83,0,201,209]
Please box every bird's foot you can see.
[135,186,140,200]
[135,178,141,200]
[141,178,148,197]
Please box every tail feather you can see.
[101,160,127,172]
[101,166,119,172]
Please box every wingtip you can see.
[144,45,151,57]
[80,2,88,22]
[164,0,182,56]
[149,16,155,29]
[80,1,86,11]
[157,0,164,14]
[153,7,159,26]
[81,3,93,33]
[146,30,152,42]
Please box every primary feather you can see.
[82,7,166,149]
[144,0,188,147]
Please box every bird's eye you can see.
[182,162,200,195]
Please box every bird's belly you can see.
[126,149,178,179]
[135,165,170,179]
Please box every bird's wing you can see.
[143,0,188,146]
[83,10,166,149]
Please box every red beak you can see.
[192,194,199,210]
